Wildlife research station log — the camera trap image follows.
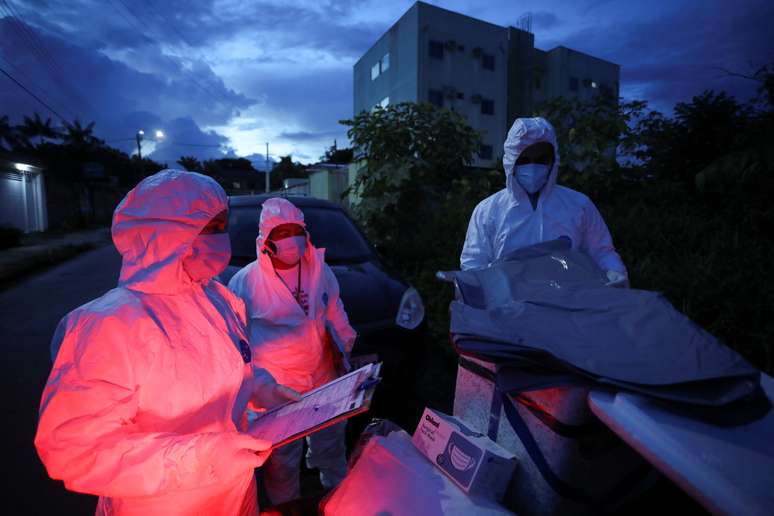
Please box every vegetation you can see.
[342,65,774,373]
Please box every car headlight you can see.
[396,286,425,330]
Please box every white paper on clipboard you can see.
[247,363,381,448]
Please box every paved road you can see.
[2,245,121,515]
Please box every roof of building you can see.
[0,150,46,169]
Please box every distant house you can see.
[0,153,48,233]
[279,178,311,197]
[307,163,351,207]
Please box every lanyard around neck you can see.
[274,260,302,304]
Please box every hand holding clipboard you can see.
[247,363,382,449]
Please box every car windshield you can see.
[229,204,374,263]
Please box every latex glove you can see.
[250,366,302,411]
[207,432,273,478]
[605,270,628,288]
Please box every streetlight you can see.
[136,129,165,160]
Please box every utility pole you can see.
[265,142,270,193]
[136,130,144,160]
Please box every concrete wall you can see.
[309,167,350,206]
[506,27,536,131]
[353,2,621,169]
[540,46,620,103]
[417,2,508,167]
[353,3,419,115]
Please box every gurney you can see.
[588,374,774,515]
[441,239,773,514]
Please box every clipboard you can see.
[247,362,382,449]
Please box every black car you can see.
[219,195,426,369]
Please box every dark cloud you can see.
[229,66,352,157]
[145,117,229,165]
[531,11,561,30]
[550,0,774,113]
[4,0,774,165]
[13,0,383,60]
[0,15,251,161]
[278,130,342,142]
[241,153,276,171]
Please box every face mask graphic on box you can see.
[435,431,483,488]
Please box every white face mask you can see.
[270,235,306,266]
[515,163,551,194]
[182,233,231,282]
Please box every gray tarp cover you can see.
[448,239,761,406]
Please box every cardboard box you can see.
[412,407,517,501]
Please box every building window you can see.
[379,96,390,108]
[429,40,444,59]
[479,144,493,160]
[569,77,579,92]
[381,52,390,73]
[428,89,443,107]
[481,98,494,115]
[482,53,495,70]
[371,62,380,80]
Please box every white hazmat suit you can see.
[35,170,283,516]
[461,117,627,282]
[228,197,357,505]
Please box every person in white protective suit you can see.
[227,197,357,505]
[35,170,300,516]
[460,117,628,286]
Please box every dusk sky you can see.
[1,0,772,167]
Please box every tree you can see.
[533,92,651,185]
[19,113,61,148]
[321,143,354,164]
[0,115,19,150]
[60,119,101,150]
[341,101,482,266]
[270,155,307,190]
[635,91,754,185]
[177,155,203,172]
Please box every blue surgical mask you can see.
[515,163,550,194]
[271,235,306,265]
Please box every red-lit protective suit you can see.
[35,170,275,515]
[227,197,357,504]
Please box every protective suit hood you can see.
[460,117,627,275]
[229,196,357,392]
[112,169,227,294]
[256,197,308,254]
[502,117,560,203]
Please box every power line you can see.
[0,65,68,122]
[0,0,92,113]
[140,0,196,48]
[108,0,153,44]
[0,55,78,120]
